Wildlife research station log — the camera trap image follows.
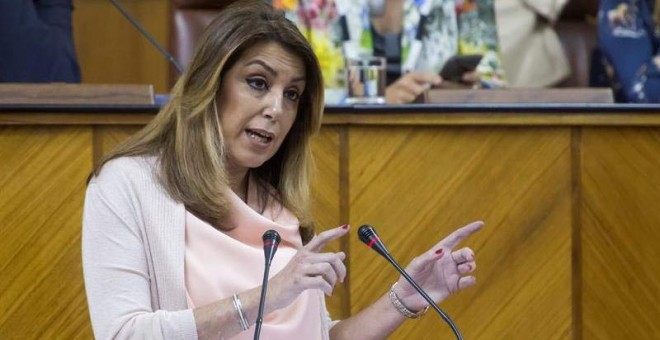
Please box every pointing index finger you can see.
[438,221,484,250]
[305,225,350,253]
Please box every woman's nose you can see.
[262,94,282,119]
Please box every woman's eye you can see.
[247,78,268,90]
[285,89,300,101]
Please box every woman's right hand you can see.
[268,225,350,309]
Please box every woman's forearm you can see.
[329,291,407,339]
[193,285,285,339]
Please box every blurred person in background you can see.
[495,0,571,87]
[597,0,659,102]
[276,0,507,104]
[0,0,81,83]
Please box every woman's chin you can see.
[233,157,269,171]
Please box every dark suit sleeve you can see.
[35,0,75,31]
[0,0,81,83]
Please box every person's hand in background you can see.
[461,70,481,86]
[385,72,442,104]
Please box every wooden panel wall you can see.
[581,127,660,339]
[73,0,170,93]
[348,126,573,339]
[0,127,94,339]
[2,116,660,338]
[94,126,143,162]
[0,124,342,337]
[310,127,346,319]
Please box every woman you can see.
[82,1,482,339]
[276,0,506,104]
[597,0,660,102]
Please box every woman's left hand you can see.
[394,221,484,311]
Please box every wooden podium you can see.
[0,83,155,105]
[1,85,659,339]
[421,87,614,104]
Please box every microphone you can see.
[254,229,281,340]
[109,0,183,74]
[358,225,463,340]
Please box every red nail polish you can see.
[341,224,349,229]
[435,249,444,255]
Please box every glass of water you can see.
[345,56,386,104]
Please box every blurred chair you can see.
[169,0,237,85]
[556,0,600,87]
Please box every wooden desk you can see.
[2,103,659,339]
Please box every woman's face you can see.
[216,41,306,174]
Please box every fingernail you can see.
[435,249,444,255]
[341,224,349,229]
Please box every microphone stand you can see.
[358,225,463,340]
[109,0,183,74]
[383,252,463,340]
[254,230,280,340]
[254,261,272,339]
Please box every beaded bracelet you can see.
[389,282,429,319]
[232,294,249,331]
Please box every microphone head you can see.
[262,230,281,265]
[262,229,281,245]
[358,225,390,258]
[357,224,378,244]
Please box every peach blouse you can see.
[184,176,327,339]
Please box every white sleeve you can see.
[82,178,197,340]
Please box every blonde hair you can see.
[91,1,324,243]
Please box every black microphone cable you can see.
[254,229,281,340]
[358,225,463,340]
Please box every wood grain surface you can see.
[2,110,660,338]
[581,127,660,339]
[423,88,614,104]
[348,126,573,339]
[0,84,154,105]
[309,126,347,320]
[0,126,94,339]
[73,0,170,93]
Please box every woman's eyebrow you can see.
[246,59,277,76]
[245,59,306,82]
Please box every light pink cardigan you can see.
[82,156,331,339]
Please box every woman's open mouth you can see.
[246,128,274,144]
